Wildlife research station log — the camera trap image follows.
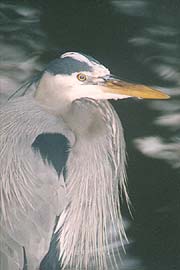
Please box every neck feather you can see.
[57,100,128,269]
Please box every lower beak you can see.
[101,78,170,99]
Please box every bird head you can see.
[35,51,169,105]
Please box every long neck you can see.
[34,73,72,116]
[57,99,128,269]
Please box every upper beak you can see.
[101,76,170,99]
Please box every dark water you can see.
[0,0,180,269]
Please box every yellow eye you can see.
[77,73,87,81]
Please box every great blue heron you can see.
[0,52,169,270]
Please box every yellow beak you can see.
[102,79,170,99]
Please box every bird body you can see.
[0,52,169,270]
[0,95,126,270]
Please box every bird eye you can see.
[77,73,87,81]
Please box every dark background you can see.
[1,0,180,269]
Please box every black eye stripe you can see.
[46,58,92,75]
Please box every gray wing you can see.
[0,132,70,270]
[32,133,69,270]
[0,98,73,270]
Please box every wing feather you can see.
[0,96,74,270]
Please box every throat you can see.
[62,99,107,138]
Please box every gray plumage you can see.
[0,52,129,270]
[0,96,71,269]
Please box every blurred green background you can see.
[0,0,180,269]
